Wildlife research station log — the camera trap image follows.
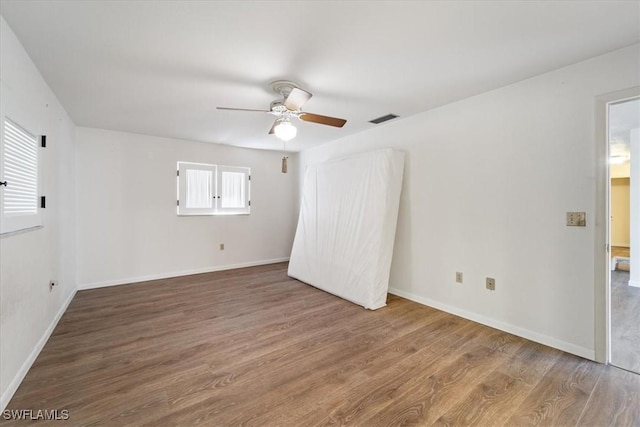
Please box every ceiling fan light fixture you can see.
[274,118,297,141]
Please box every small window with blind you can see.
[217,165,250,215]
[177,162,250,216]
[0,117,42,234]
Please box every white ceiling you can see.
[1,1,639,152]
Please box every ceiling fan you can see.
[217,80,347,141]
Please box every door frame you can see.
[594,87,640,363]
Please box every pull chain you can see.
[281,140,288,174]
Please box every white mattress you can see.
[288,148,405,310]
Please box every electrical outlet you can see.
[220,243,225,250]
[455,272,463,283]
[486,277,495,291]
[566,212,586,227]
[49,281,56,292]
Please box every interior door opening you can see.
[608,97,639,374]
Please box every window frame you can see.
[216,165,251,215]
[177,162,216,216]
[0,81,45,235]
[176,162,250,216]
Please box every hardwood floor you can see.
[3,262,640,426]
[611,270,640,374]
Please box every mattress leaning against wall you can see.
[288,148,405,309]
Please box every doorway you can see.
[608,97,639,373]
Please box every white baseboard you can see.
[388,287,595,361]
[78,258,290,290]
[629,280,640,288]
[1,287,77,411]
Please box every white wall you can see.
[299,45,640,359]
[630,128,639,288]
[0,17,77,408]
[76,128,297,287]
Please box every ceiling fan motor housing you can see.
[270,100,288,113]
[269,80,300,100]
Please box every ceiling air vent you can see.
[369,114,399,124]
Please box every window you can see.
[177,162,250,215]
[0,117,41,234]
[177,162,216,215]
[217,166,250,214]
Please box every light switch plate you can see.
[566,212,586,227]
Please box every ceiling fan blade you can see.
[299,113,347,128]
[217,107,271,113]
[268,119,278,135]
[284,88,312,111]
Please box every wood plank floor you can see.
[611,270,640,374]
[3,262,640,426]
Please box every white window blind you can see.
[221,171,245,208]
[3,119,38,216]
[185,168,213,209]
[217,166,250,214]
[177,162,250,216]
[1,116,42,234]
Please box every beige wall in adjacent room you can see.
[611,177,630,247]
[611,162,630,178]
